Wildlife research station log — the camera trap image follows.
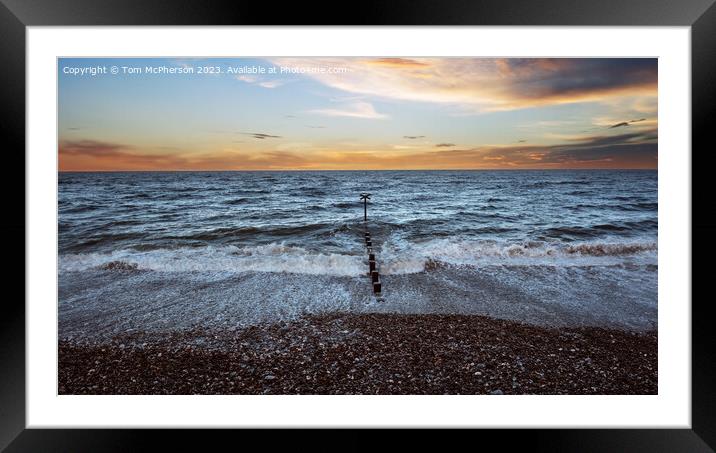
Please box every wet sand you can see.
[58,313,657,395]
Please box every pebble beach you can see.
[59,313,657,395]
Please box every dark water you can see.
[58,170,658,337]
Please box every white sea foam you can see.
[59,238,658,277]
[59,244,366,276]
[379,237,657,275]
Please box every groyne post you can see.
[360,193,382,298]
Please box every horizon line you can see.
[58,167,658,173]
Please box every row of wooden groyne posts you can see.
[364,229,382,296]
[358,192,384,299]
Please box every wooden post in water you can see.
[360,192,382,298]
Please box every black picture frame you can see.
[3,0,714,450]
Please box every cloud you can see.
[308,101,388,119]
[59,139,190,170]
[236,75,285,89]
[609,118,648,128]
[306,130,657,170]
[403,135,426,139]
[242,132,283,140]
[366,58,430,68]
[59,139,129,156]
[59,129,657,171]
[435,143,455,147]
[270,57,657,112]
[58,138,310,171]
[258,80,285,89]
[236,75,257,83]
[455,130,658,168]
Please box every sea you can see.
[58,170,658,340]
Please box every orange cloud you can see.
[60,129,657,172]
[365,58,431,68]
[58,140,308,171]
[270,57,657,112]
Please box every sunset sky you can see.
[58,57,657,171]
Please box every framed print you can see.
[5,0,716,450]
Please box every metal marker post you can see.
[359,193,371,221]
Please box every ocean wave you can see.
[526,180,586,189]
[332,201,358,209]
[61,205,100,214]
[170,223,334,241]
[379,238,657,274]
[59,238,658,277]
[572,203,647,213]
[542,220,656,239]
[70,232,150,250]
[613,202,658,212]
[222,197,249,205]
[234,189,271,195]
[59,244,365,276]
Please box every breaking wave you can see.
[379,238,657,274]
[59,239,657,277]
[60,244,365,276]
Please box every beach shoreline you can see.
[58,312,657,395]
